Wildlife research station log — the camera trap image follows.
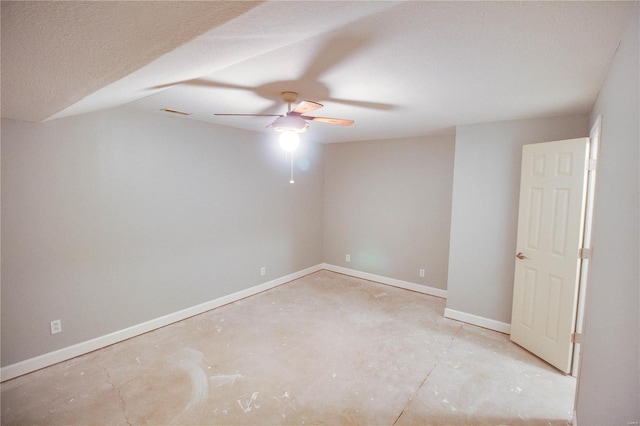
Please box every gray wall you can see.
[1,109,325,366]
[576,5,639,424]
[323,134,455,289]
[447,115,589,323]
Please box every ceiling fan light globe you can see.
[271,115,309,132]
[279,131,300,152]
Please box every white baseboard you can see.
[1,264,323,382]
[321,263,447,298]
[444,308,511,334]
[4,265,510,382]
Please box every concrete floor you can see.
[1,270,575,425]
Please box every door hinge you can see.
[571,332,583,344]
[588,158,597,171]
[579,248,591,259]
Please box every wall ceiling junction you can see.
[1,1,635,144]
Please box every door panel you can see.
[511,138,589,374]
[527,188,543,249]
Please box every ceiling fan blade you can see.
[293,100,323,114]
[302,116,354,126]
[326,97,396,111]
[300,35,372,82]
[214,113,283,117]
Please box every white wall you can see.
[447,115,589,325]
[323,134,455,290]
[1,109,325,366]
[575,5,639,424]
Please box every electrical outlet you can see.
[419,268,425,277]
[346,254,351,262]
[50,319,62,335]
[260,267,266,276]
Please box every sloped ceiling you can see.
[1,1,635,143]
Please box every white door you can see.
[510,138,590,374]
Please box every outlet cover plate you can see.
[50,320,62,334]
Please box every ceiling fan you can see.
[214,91,354,134]
[215,91,353,183]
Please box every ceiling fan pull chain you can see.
[289,152,295,184]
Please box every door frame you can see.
[571,116,601,425]
[571,115,601,377]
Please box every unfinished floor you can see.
[1,270,575,425]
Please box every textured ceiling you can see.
[1,1,636,143]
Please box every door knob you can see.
[516,252,528,260]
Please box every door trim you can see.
[571,115,601,377]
